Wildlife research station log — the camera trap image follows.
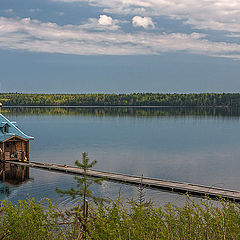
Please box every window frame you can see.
[4,124,9,133]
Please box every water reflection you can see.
[0,162,30,199]
[3,106,240,118]
[1,106,240,204]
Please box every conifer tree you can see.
[56,152,104,239]
[56,152,104,205]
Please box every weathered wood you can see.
[26,141,29,159]
[2,143,4,161]
[1,140,29,162]
[7,161,240,202]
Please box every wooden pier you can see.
[7,161,240,202]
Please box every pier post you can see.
[2,143,5,162]
[2,169,5,182]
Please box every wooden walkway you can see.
[7,161,240,202]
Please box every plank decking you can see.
[7,161,240,202]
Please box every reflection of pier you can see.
[9,161,240,202]
[0,185,10,196]
[0,162,30,199]
[0,162,29,185]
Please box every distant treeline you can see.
[1,93,240,106]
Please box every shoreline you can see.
[2,105,231,108]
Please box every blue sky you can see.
[0,0,240,93]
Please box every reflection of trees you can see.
[3,106,240,118]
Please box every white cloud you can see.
[52,0,240,33]
[4,9,14,14]
[226,33,240,38]
[29,9,41,13]
[98,15,113,26]
[132,16,154,29]
[1,17,240,58]
[81,16,120,30]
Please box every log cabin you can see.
[0,114,34,162]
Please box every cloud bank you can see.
[1,17,240,58]
[53,0,240,33]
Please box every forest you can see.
[0,93,240,106]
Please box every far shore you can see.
[2,105,231,108]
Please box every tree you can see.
[56,152,104,239]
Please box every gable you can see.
[0,114,34,143]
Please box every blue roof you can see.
[0,114,34,142]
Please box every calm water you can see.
[1,107,240,205]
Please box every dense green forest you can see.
[1,93,240,106]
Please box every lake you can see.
[1,107,240,206]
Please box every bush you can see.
[1,196,240,239]
[0,198,66,240]
[87,196,240,239]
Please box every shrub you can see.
[0,198,66,240]
[1,196,240,239]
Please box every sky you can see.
[0,0,240,93]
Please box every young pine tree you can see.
[56,152,105,205]
[56,152,105,239]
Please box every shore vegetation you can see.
[0,195,240,239]
[1,153,240,239]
